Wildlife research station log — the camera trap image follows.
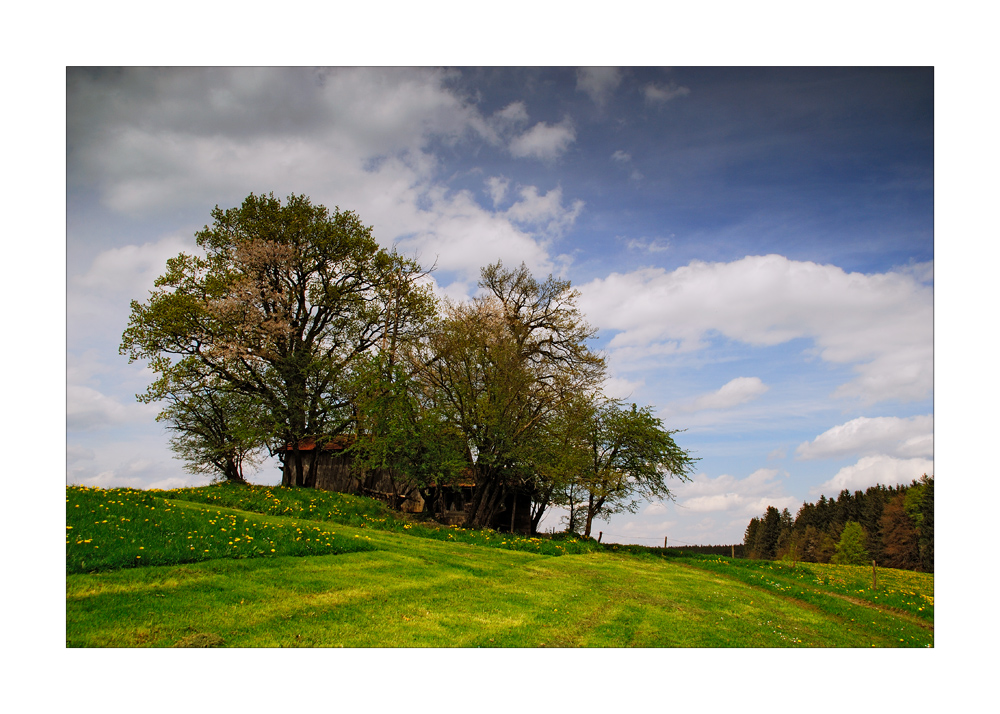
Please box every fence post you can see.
[872,560,878,590]
[664,536,668,549]
[598,531,602,543]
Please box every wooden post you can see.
[731,544,735,559]
[598,531,602,543]
[872,560,878,590]
[664,536,668,549]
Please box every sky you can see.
[65,66,935,547]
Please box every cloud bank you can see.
[796,415,933,460]
[67,67,580,290]
[578,255,933,405]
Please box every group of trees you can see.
[743,475,934,572]
[122,193,697,534]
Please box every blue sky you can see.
[66,66,934,546]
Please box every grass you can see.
[66,485,934,648]
[163,483,603,556]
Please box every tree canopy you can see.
[121,192,436,486]
[123,195,697,537]
[561,398,696,537]
[743,476,933,572]
[407,262,606,528]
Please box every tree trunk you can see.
[530,486,553,535]
[584,493,605,538]
[465,469,505,529]
[584,493,595,538]
[224,457,248,484]
[286,442,305,487]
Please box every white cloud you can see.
[490,101,530,130]
[816,455,934,494]
[504,186,584,238]
[67,385,158,432]
[602,375,645,399]
[68,68,580,293]
[69,68,489,215]
[70,235,195,306]
[796,415,933,460]
[509,119,576,160]
[611,150,631,163]
[692,377,769,411]
[578,255,933,405]
[67,444,95,463]
[577,68,623,106]
[393,188,558,283]
[644,82,691,104]
[625,237,669,253]
[664,377,769,416]
[675,468,798,515]
[485,176,509,207]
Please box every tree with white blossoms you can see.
[121,193,436,486]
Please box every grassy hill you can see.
[66,484,933,647]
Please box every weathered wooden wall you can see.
[284,449,534,532]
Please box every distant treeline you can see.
[664,544,746,557]
[743,475,933,572]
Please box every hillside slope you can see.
[66,488,932,648]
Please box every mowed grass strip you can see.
[67,520,931,647]
[66,487,933,648]
[673,556,933,624]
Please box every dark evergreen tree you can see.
[744,517,761,558]
[815,494,831,531]
[756,506,782,560]
[881,492,921,570]
[775,507,795,559]
[860,485,888,563]
[918,475,934,572]
[800,525,822,563]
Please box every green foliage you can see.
[411,261,607,528]
[150,359,270,483]
[562,397,696,537]
[120,193,436,486]
[745,476,933,572]
[881,492,921,570]
[831,521,871,565]
[346,352,468,488]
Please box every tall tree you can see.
[411,261,605,529]
[918,475,934,572]
[528,393,593,535]
[881,492,921,570]
[144,358,270,483]
[744,517,761,557]
[831,521,871,565]
[753,506,782,560]
[121,193,436,487]
[347,352,468,500]
[570,398,695,538]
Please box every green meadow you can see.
[66,485,933,648]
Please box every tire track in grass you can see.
[673,560,932,646]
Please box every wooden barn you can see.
[281,437,533,533]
